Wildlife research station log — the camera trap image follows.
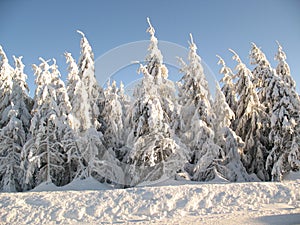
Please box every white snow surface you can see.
[0,175,300,225]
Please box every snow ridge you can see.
[0,179,299,224]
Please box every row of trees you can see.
[0,19,299,192]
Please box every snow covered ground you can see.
[0,174,299,225]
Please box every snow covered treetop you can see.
[146,17,155,37]
[0,45,9,64]
[216,55,233,77]
[249,42,270,67]
[229,49,253,79]
[275,41,287,62]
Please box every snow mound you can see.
[31,177,112,192]
[59,177,112,191]
[1,181,299,224]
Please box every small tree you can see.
[102,81,127,160]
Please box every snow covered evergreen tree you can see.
[0,46,14,129]
[144,18,179,129]
[213,84,255,182]
[266,81,300,180]
[264,44,300,180]
[23,58,78,187]
[102,80,127,160]
[65,32,124,186]
[77,30,105,132]
[230,49,270,181]
[0,55,32,192]
[124,19,189,186]
[216,55,237,115]
[249,43,276,114]
[177,34,222,181]
[274,41,296,89]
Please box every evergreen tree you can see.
[23,58,76,187]
[124,19,189,186]
[216,55,237,115]
[0,55,32,191]
[265,44,300,180]
[230,49,270,181]
[77,30,105,132]
[177,34,222,181]
[213,84,255,181]
[67,31,124,186]
[0,46,14,129]
[274,41,296,89]
[144,18,179,129]
[102,80,127,161]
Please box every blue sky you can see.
[1,0,300,95]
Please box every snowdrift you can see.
[0,177,299,224]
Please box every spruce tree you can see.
[124,18,189,186]
[216,55,237,116]
[265,44,300,180]
[213,84,255,181]
[177,34,222,181]
[230,49,270,181]
[0,55,32,191]
[23,58,76,187]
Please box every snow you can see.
[0,175,299,225]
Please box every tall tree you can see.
[216,55,237,116]
[230,49,270,181]
[0,46,14,129]
[177,34,222,181]
[0,55,32,192]
[265,43,300,180]
[23,58,76,187]
[77,30,105,132]
[124,18,189,186]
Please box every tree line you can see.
[0,18,299,192]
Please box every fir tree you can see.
[178,34,222,181]
[124,19,189,186]
[230,49,270,181]
[216,55,237,115]
[77,30,105,132]
[265,44,300,180]
[102,80,127,161]
[213,84,255,181]
[0,55,32,191]
[274,41,296,89]
[23,58,76,187]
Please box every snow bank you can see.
[0,179,299,224]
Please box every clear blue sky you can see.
[1,0,300,95]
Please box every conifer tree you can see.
[77,30,105,132]
[213,84,255,181]
[0,55,32,191]
[230,49,270,181]
[0,46,14,129]
[177,34,222,181]
[124,19,189,186]
[102,80,127,161]
[265,43,300,180]
[216,55,237,115]
[23,58,76,187]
